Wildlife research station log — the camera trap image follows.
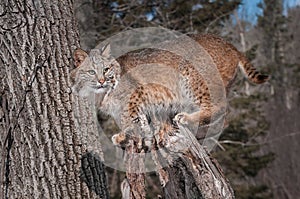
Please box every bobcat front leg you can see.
[174,110,210,127]
[174,106,226,127]
[112,131,128,148]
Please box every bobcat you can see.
[70,33,268,142]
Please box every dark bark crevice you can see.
[81,152,110,199]
[4,128,13,199]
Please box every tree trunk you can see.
[0,0,108,198]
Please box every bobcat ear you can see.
[73,48,88,68]
[101,44,111,57]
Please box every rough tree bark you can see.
[0,0,108,198]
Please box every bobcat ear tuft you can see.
[73,48,88,68]
[101,44,111,57]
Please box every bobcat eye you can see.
[88,70,96,75]
[103,67,110,73]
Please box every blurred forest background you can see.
[74,0,300,198]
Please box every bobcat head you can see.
[70,44,121,97]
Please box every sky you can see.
[239,0,300,22]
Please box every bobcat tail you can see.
[239,57,269,84]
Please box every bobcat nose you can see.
[99,79,105,84]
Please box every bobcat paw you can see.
[174,112,189,125]
[112,133,127,147]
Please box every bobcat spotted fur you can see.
[70,33,268,143]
